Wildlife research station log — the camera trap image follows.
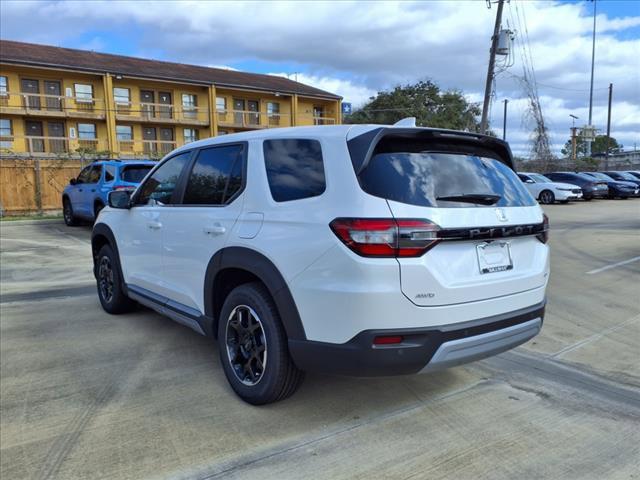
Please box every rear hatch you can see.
[348,128,548,307]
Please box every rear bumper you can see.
[289,300,545,376]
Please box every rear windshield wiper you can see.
[436,193,502,205]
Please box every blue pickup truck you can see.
[62,160,155,225]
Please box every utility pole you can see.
[605,83,613,170]
[570,114,579,163]
[586,0,597,157]
[480,0,505,134]
[502,99,508,140]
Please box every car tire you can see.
[539,190,555,205]
[63,197,79,226]
[96,244,136,314]
[218,282,304,405]
[94,202,105,221]
[583,196,593,201]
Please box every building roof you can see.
[0,39,341,100]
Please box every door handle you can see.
[78,188,83,192]
[203,224,226,236]
[147,221,162,230]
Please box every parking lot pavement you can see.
[1,200,639,480]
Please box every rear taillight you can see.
[329,218,440,258]
[536,213,549,244]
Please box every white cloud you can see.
[268,73,376,107]
[1,0,638,156]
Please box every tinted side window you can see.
[104,165,116,182]
[86,165,102,184]
[77,166,92,183]
[263,139,325,202]
[183,145,244,205]
[137,153,191,205]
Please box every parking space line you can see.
[586,256,640,275]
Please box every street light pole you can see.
[586,0,597,157]
[480,0,505,134]
[502,99,508,140]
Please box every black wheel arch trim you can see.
[204,247,306,341]
[91,223,125,290]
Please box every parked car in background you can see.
[63,160,156,225]
[544,172,608,200]
[624,171,640,180]
[92,124,549,404]
[580,172,639,199]
[602,171,640,188]
[517,172,582,204]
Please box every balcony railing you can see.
[115,101,209,125]
[0,136,109,155]
[117,139,177,157]
[0,92,106,118]
[313,116,336,125]
[216,110,291,129]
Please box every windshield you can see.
[358,152,535,208]
[122,165,153,183]
[530,173,551,183]
[585,172,613,181]
[611,172,636,181]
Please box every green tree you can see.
[345,80,482,131]
[561,134,622,157]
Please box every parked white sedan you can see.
[517,172,583,204]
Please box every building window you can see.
[182,93,197,119]
[74,84,93,102]
[116,125,133,140]
[267,102,280,126]
[78,123,97,139]
[0,76,8,96]
[0,118,13,149]
[184,128,199,144]
[216,96,226,112]
[113,87,130,104]
[182,94,197,108]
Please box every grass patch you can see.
[0,214,63,222]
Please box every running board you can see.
[126,284,206,335]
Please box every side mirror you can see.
[108,190,132,209]
[69,178,77,185]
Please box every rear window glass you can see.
[358,152,536,208]
[122,165,153,183]
[263,139,325,202]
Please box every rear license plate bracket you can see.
[476,241,513,274]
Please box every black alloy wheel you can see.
[225,305,267,386]
[98,255,115,304]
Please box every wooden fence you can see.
[0,158,87,216]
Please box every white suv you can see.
[92,123,549,404]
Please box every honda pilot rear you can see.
[289,126,548,377]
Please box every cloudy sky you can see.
[1,0,638,157]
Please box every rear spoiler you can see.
[347,127,515,174]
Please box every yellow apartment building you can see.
[0,40,342,159]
